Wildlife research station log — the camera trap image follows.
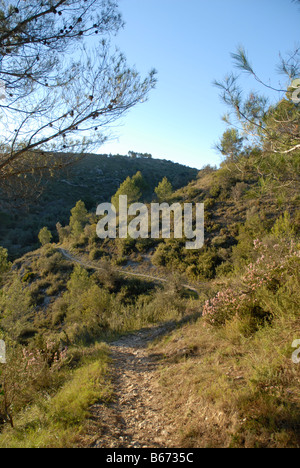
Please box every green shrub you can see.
[53,265,113,343]
[22,271,36,283]
[231,182,248,201]
[193,249,223,280]
[203,239,300,330]
[38,227,53,246]
[56,223,71,243]
[209,184,221,198]
[0,275,33,339]
[215,261,234,277]
[0,247,11,280]
[231,209,269,272]
[0,340,66,428]
[69,201,88,239]
[155,177,173,202]
[111,171,147,210]
[36,251,65,276]
[271,211,295,240]
[0,343,111,448]
[116,237,136,257]
[204,198,216,209]
[114,256,127,266]
[89,248,102,261]
[135,238,157,253]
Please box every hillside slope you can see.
[0,155,299,448]
[0,153,198,259]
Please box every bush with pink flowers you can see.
[203,238,300,329]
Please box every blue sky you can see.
[99,0,300,169]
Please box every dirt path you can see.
[60,246,199,448]
[58,247,199,295]
[80,324,179,449]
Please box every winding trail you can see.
[80,324,179,448]
[58,247,199,295]
[59,246,199,448]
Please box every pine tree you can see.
[155,177,173,203]
[69,201,88,237]
[0,246,11,276]
[38,227,53,246]
[0,0,157,203]
[111,171,147,210]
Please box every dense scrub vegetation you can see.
[151,230,300,447]
[0,147,298,446]
[0,85,299,448]
[0,241,194,446]
[0,0,299,450]
[0,153,198,259]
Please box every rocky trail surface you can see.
[79,324,179,449]
[59,247,200,448]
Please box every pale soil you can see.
[78,324,180,449]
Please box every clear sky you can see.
[99,0,300,169]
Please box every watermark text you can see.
[0,80,5,101]
[0,340,6,364]
[292,340,300,364]
[96,196,204,250]
[291,79,300,105]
